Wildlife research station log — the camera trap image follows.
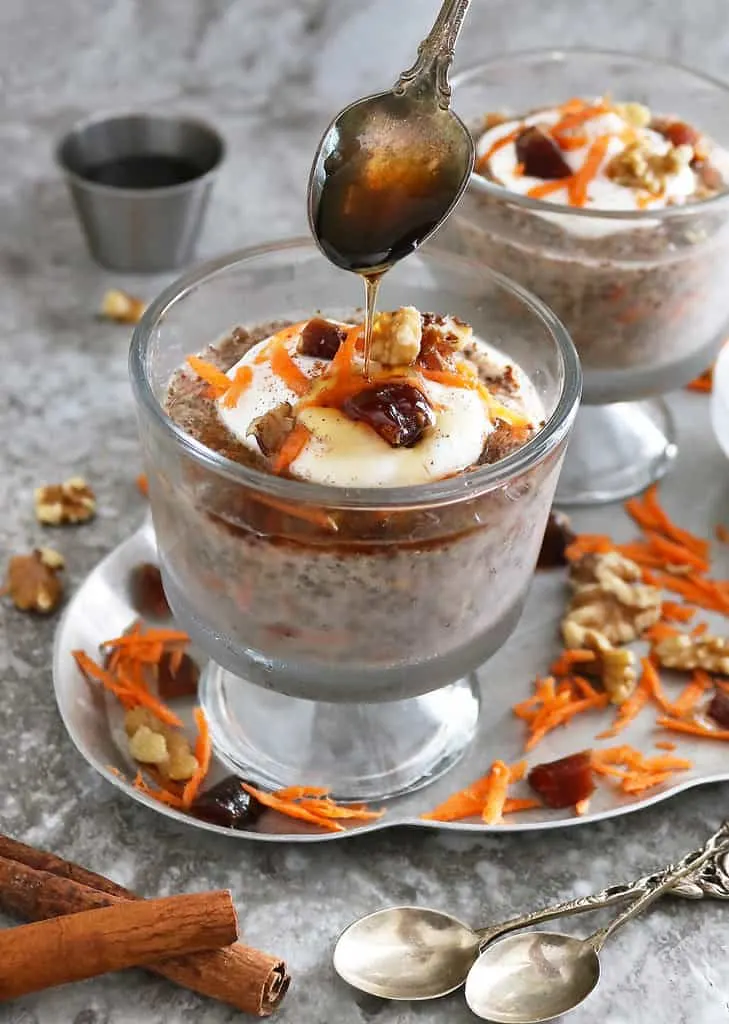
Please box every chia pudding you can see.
[440,90,729,403]
[156,307,567,702]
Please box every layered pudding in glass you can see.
[159,306,557,701]
[442,85,729,402]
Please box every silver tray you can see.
[53,389,729,842]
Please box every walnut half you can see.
[35,477,96,525]
[124,707,198,782]
[562,551,662,647]
[3,548,65,614]
[369,307,422,366]
[566,626,637,705]
[654,633,729,675]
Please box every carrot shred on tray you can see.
[549,649,597,676]
[657,717,729,741]
[596,660,652,739]
[660,601,696,624]
[134,772,186,809]
[564,534,614,561]
[421,758,531,823]
[592,745,692,794]
[503,797,542,814]
[686,368,713,393]
[182,708,212,808]
[514,674,608,751]
[186,355,232,398]
[136,473,149,497]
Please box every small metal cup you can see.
[56,112,225,273]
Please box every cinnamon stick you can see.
[0,890,237,1000]
[0,837,289,1016]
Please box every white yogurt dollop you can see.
[216,321,540,487]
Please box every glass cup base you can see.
[556,398,677,507]
[199,663,482,803]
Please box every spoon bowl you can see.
[333,906,479,1001]
[464,932,600,1024]
[307,0,474,276]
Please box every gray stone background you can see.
[1,1,728,1022]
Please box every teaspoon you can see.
[465,822,729,1023]
[307,0,474,276]
[332,845,729,1002]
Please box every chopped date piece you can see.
[515,125,572,180]
[651,117,701,151]
[129,563,170,618]
[708,688,729,729]
[298,318,346,360]
[528,751,595,808]
[247,402,295,457]
[537,510,576,570]
[418,324,457,372]
[694,160,725,192]
[157,650,200,700]
[191,776,265,829]
[342,382,434,448]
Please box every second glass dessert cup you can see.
[130,240,580,801]
[443,49,729,505]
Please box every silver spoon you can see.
[333,846,729,1001]
[307,0,474,276]
[464,822,729,1023]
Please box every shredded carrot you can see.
[136,473,148,497]
[181,708,212,808]
[692,622,709,637]
[564,534,614,561]
[503,797,542,814]
[296,799,384,822]
[643,660,676,715]
[422,759,529,822]
[134,772,186,809]
[592,744,692,794]
[527,180,570,200]
[240,783,344,831]
[221,365,253,409]
[269,340,310,396]
[660,601,696,624]
[271,424,311,475]
[569,135,609,207]
[653,573,729,616]
[597,662,651,739]
[644,622,680,644]
[274,785,330,800]
[655,740,677,751]
[115,670,184,727]
[657,717,729,740]
[686,368,713,393]
[482,761,511,824]
[508,760,528,783]
[330,324,361,374]
[550,650,597,676]
[187,355,232,398]
[670,671,712,717]
[552,102,609,143]
[646,533,709,573]
[640,486,709,558]
[475,128,521,172]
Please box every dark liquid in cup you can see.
[82,154,203,189]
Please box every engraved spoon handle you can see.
[395,0,472,104]
[475,837,729,946]
[589,821,729,952]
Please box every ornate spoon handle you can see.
[395,0,472,105]
[589,821,729,951]
[476,826,729,946]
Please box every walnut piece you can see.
[100,289,146,324]
[35,476,96,525]
[606,139,693,195]
[653,633,729,675]
[615,102,652,128]
[3,548,65,613]
[562,551,661,646]
[247,402,295,457]
[570,627,637,705]
[124,707,198,781]
[370,306,422,366]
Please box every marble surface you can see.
[1,0,729,1020]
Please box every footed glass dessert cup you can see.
[443,50,729,505]
[130,239,580,801]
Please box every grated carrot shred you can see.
[527,179,569,200]
[136,473,149,497]
[657,717,729,740]
[240,783,344,832]
[482,761,511,824]
[503,797,542,814]
[186,355,232,397]
[660,601,696,624]
[564,534,614,561]
[134,772,186,809]
[271,424,311,474]
[182,707,212,808]
[269,340,310,396]
[221,365,253,409]
[655,740,677,751]
[596,661,652,739]
[550,649,597,676]
[568,135,609,207]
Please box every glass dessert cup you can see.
[442,49,729,505]
[129,239,580,801]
